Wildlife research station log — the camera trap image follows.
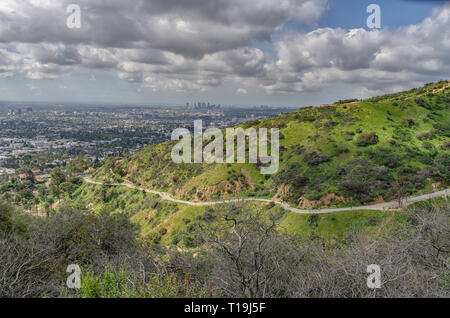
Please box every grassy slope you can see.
[70,182,403,247]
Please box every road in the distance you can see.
[83,177,449,214]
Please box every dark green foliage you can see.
[421,142,434,150]
[324,120,338,129]
[335,99,358,104]
[34,205,139,264]
[435,153,450,182]
[308,214,319,227]
[294,145,306,154]
[0,201,17,234]
[416,131,435,140]
[274,165,309,200]
[433,122,450,137]
[402,118,418,128]
[338,160,393,202]
[442,141,450,150]
[356,133,379,147]
[304,152,330,166]
[343,131,355,141]
[365,147,401,168]
[73,267,207,298]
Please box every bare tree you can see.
[202,206,304,298]
[393,177,411,208]
[291,201,449,298]
[0,233,57,298]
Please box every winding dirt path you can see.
[83,177,449,214]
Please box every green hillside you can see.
[67,81,450,246]
[93,81,449,208]
[70,180,406,247]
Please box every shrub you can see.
[402,118,418,128]
[343,131,355,141]
[324,120,338,129]
[435,153,450,182]
[308,215,319,227]
[421,142,434,150]
[365,147,401,168]
[442,141,450,150]
[416,131,434,140]
[295,145,306,154]
[304,152,330,166]
[356,133,379,147]
[72,266,208,298]
[394,128,412,142]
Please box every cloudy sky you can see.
[0,0,449,106]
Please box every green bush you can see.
[72,266,208,298]
[356,133,379,147]
[416,131,435,140]
[304,152,330,166]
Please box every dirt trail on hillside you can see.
[83,177,449,214]
[432,82,450,93]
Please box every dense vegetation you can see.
[0,198,448,298]
[0,157,92,212]
[72,181,401,247]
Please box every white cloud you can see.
[0,0,326,56]
[262,3,450,94]
[0,0,448,98]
